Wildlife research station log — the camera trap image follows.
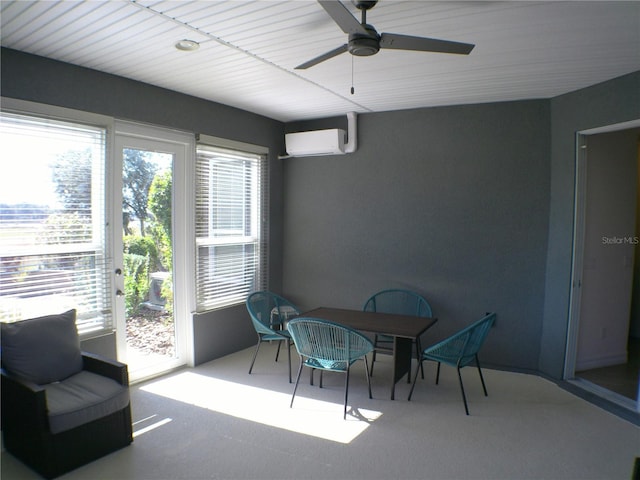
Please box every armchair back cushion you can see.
[1,309,83,384]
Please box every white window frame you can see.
[0,98,114,337]
[195,135,269,312]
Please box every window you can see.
[195,142,268,311]
[0,112,111,335]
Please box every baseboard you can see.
[575,351,627,371]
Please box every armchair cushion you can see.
[1,309,83,385]
[44,370,131,434]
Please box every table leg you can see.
[391,337,412,400]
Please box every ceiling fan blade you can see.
[318,0,369,36]
[380,33,475,55]
[295,44,349,70]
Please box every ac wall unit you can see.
[285,128,346,156]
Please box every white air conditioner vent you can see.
[285,128,346,157]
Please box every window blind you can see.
[0,112,112,335]
[195,144,268,311]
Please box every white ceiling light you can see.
[175,39,199,52]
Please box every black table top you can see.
[300,307,438,339]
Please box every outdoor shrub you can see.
[124,235,160,272]
[123,253,149,315]
[161,272,173,317]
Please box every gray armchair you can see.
[1,309,133,479]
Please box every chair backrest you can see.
[1,309,83,384]
[363,289,432,317]
[427,313,496,366]
[287,317,374,367]
[246,291,300,335]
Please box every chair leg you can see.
[370,335,378,376]
[275,340,281,362]
[475,354,488,396]
[364,356,373,399]
[290,361,304,408]
[248,339,262,374]
[457,366,470,415]
[343,366,350,419]
[319,370,324,388]
[407,358,423,401]
[287,340,292,383]
[435,362,442,384]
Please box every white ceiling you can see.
[1,0,639,122]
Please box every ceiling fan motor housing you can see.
[348,25,380,56]
[352,0,378,10]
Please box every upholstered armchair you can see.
[1,309,133,478]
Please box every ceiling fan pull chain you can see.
[351,56,355,95]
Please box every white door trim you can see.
[566,118,640,413]
[113,121,195,381]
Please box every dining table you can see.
[300,307,438,400]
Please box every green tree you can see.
[123,149,158,235]
[52,147,158,237]
[51,149,92,215]
[148,170,172,270]
[148,170,172,238]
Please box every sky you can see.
[0,123,173,208]
[0,132,68,207]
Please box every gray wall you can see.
[282,101,550,371]
[540,71,640,378]
[1,48,285,364]
[283,72,640,377]
[3,46,639,378]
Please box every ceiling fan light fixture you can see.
[175,39,200,51]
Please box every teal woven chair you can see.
[363,289,433,378]
[408,312,496,415]
[287,317,374,419]
[246,291,300,383]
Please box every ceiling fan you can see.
[295,0,475,70]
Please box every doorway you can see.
[113,122,194,382]
[567,121,640,412]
